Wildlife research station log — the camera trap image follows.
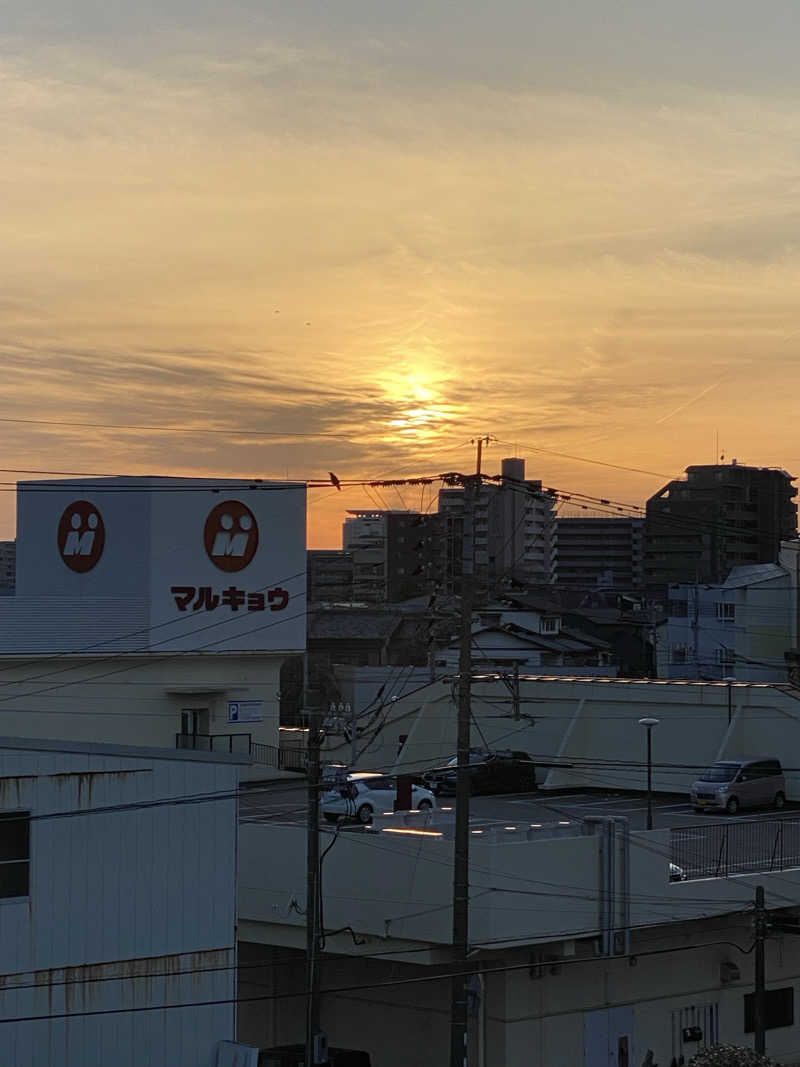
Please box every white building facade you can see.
[0,478,307,778]
[0,736,242,1067]
[659,562,794,682]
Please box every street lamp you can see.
[638,717,660,830]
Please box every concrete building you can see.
[438,457,556,594]
[307,549,354,603]
[0,735,242,1067]
[0,477,307,779]
[556,516,644,589]
[239,822,800,1067]
[0,540,15,590]
[342,510,444,603]
[237,674,800,1067]
[645,462,798,588]
[659,561,795,682]
[325,673,800,796]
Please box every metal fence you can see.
[250,741,307,774]
[175,732,252,755]
[672,818,800,880]
[175,733,306,774]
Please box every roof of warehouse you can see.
[0,735,252,764]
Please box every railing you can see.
[175,732,252,755]
[175,732,307,774]
[249,742,307,773]
[672,818,800,881]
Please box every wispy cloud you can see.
[655,380,727,425]
[3,26,800,542]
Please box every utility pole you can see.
[500,661,521,720]
[305,690,324,1067]
[754,884,767,1056]
[348,702,357,768]
[449,436,487,1067]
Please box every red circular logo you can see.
[204,500,259,572]
[57,501,106,573]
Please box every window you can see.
[540,617,559,634]
[716,647,736,667]
[0,812,30,899]
[716,602,736,622]
[668,598,689,618]
[744,987,794,1033]
[672,645,688,665]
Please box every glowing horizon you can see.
[3,2,800,548]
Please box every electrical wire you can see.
[0,931,763,1026]
[0,415,355,439]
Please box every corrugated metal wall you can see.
[0,747,239,1066]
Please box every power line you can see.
[0,930,761,1027]
[0,416,355,439]
[494,438,672,480]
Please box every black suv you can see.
[423,749,537,796]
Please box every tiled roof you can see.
[309,612,403,641]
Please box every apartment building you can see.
[342,510,445,603]
[0,540,15,590]
[307,549,354,603]
[645,462,797,587]
[438,457,556,594]
[556,516,644,589]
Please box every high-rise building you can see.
[438,458,556,593]
[645,462,797,587]
[342,510,445,603]
[555,517,644,589]
[0,541,15,591]
[307,550,354,603]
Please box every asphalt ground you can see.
[239,781,800,833]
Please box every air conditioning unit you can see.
[720,961,741,984]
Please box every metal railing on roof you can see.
[175,732,307,773]
[672,818,800,880]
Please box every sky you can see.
[4,1,800,546]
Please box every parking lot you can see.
[240,781,800,833]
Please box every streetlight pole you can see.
[638,718,660,831]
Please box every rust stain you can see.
[46,769,148,808]
[0,947,235,1016]
[46,771,147,780]
[0,776,35,807]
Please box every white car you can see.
[321,772,436,825]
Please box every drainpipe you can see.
[478,973,486,1067]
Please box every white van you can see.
[690,758,786,815]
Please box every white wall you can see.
[9,478,307,653]
[0,740,240,1067]
[378,676,800,799]
[239,835,800,1067]
[240,815,800,950]
[0,652,283,781]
